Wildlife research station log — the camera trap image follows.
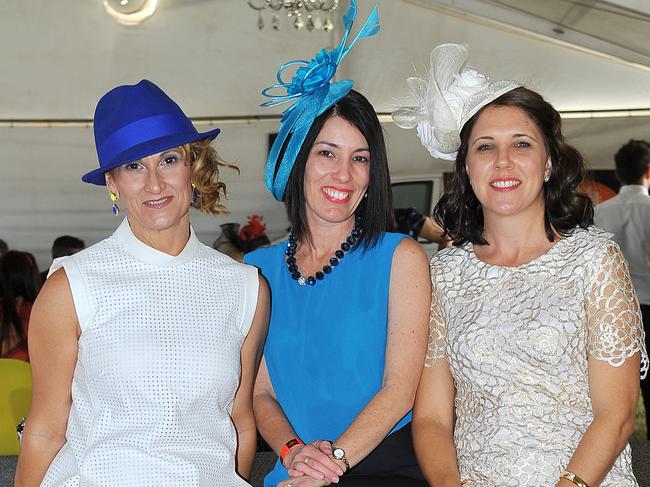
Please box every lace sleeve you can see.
[425,275,447,367]
[586,243,648,378]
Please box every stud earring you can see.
[544,175,550,183]
[109,192,120,216]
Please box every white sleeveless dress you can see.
[41,218,259,486]
[428,227,648,486]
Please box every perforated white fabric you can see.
[427,226,647,486]
[41,218,259,487]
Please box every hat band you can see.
[99,113,196,167]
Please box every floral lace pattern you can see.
[428,227,647,486]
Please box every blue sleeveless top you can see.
[244,232,411,486]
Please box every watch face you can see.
[333,447,344,460]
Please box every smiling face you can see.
[105,148,192,238]
[466,104,551,221]
[303,115,371,228]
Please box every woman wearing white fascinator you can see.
[394,44,648,486]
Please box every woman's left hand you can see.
[285,440,342,482]
[278,475,331,487]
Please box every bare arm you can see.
[557,358,640,487]
[413,357,460,486]
[15,269,79,486]
[232,276,270,479]
[412,264,461,486]
[329,238,430,470]
[419,217,446,244]
[557,244,645,487]
[253,357,343,483]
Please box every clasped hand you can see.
[278,440,344,486]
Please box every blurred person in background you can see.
[0,250,41,361]
[595,139,650,439]
[40,235,85,282]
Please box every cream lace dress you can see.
[428,227,648,486]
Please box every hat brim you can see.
[82,127,221,185]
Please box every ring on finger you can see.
[304,456,310,465]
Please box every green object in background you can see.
[0,359,31,455]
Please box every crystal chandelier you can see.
[248,1,340,32]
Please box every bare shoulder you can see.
[248,273,270,338]
[30,268,78,334]
[393,237,429,268]
[390,237,431,291]
[256,272,270,302]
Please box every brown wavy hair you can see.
[434,87,593,246]
[180,138,239,215]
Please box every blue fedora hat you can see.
[82,80,220,185]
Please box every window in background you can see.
[392,181,433,216]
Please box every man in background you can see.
[40,235,85,282]
[594,139,650,439]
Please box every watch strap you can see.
[331,444,350,472]
[280,437,304,465]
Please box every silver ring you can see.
[304,456,310,465]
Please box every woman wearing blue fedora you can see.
[15,80,269,487]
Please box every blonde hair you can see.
[181,138,239,215]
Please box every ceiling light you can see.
[102,0,158,26]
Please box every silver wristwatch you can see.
[331,444,350,472]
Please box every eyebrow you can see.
[127,149,181,166]
[314,140,370,152]
[471,133,537,144]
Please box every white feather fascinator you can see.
[392,43,519,161]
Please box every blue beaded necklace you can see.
[286,217,362,286]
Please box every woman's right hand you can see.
[284,440,343,483]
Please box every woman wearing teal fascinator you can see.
[244,2,430,486]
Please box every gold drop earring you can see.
[191,183,198,205]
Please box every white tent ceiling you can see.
[1,0,649,268]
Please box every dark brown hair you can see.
[1,251,41,356]
[614,139,650,185]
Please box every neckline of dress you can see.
[114,217,199,267]
[466,228,584,270]
[279,237,361,287]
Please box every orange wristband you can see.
[280,438,304,465]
